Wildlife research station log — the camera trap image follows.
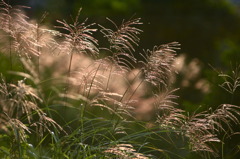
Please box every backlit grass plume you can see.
[0,0,39,59]
[100,18,142,71]
[140,42,180,89]
[56,8,98,80]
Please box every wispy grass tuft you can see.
[100,17,142,71]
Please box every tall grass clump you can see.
[0,1,240,158]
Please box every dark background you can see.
[9,0,240,63]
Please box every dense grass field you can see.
[0,1,240,158]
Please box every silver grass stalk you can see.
[56,8,98,80]
[0,73,63,138]
[155,88,185,128]
[140,42,180,90]
[0,1,40,59]
[100,18,142,72]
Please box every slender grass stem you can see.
[9,39,13,71]
[86,63,101,98]
[106,65,113,90]
[7,1,13,71]
[122,70,142,101]
[15,128,22,159]
[221,133,227,159]
[127,79,144,102]
[63,51,74,108]
[111,70,142,121]
[111,70,143,131]
[68,51,74,79]
[36,24,40,75]
[80,63,101,118]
